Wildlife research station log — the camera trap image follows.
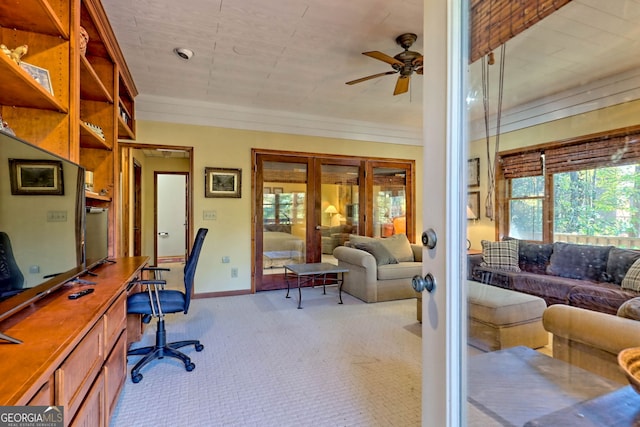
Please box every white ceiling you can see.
[102,0,640,144]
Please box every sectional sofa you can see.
[467,239,640,315]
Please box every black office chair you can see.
[127,228,208,383]
[0,231,25,300]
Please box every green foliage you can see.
[553,165,640,237]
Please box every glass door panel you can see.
[320,164,360,264]
[259,160,307,290]
[372,167,407,238]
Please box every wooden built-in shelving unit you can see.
[0,0,137,258]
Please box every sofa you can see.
[320,224,353,254]
[468,239,640,314]
[333,234,422,303]
[543,300,640,383]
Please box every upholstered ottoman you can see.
[467,280,548,351]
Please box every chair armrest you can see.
[543,304,640,355]
[142,266,170,272]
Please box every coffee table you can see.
[283,263,348,309]
[468,346,622,426]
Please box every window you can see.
[507,176,544,241]
[499,128,640,247]
[553,165,640,248]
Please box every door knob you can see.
[421,228,437,249]
[412,273,436,293]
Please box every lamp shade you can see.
[325,205,338,215]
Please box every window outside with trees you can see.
[507,164,640,248]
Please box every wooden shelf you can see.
[85,191,111,202]
[0,0,68,38]
[117,115,135,140]
[80,55,113,103]
[80,121,111,150]
[0,54,66,112]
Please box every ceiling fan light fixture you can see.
[173,47,194,61]
[346,33,423,96]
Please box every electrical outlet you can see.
[222,256,230,263]
[231,268,238,278]
[203,210,217,220]
[47,210,67,222]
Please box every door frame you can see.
[153,171,189,264]
[252,148,416,293]
[119,143,194,265]
[133,158,142,256]
[421,0,466,425]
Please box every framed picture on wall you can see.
[9,159,64,195]
[468,157,480,187]
[205,167,241,198]
[467,191,480,220]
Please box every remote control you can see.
[68,288,95,299]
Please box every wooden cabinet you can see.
[0,257,148,426]
[0,0,137,257]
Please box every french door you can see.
[252,150,414,292]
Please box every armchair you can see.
[127,228,208,383]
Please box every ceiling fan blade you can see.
[393,75,410,95]
[346,70,397,85]
[362,51,404,67]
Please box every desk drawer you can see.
[104,292,127,354]
[56,318,104,424]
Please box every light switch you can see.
[203,210,217,220]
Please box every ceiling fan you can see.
[346,33,423,96]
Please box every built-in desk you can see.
[0,256,148,426]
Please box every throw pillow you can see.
[354,242,398,266]
[546,242,612,281]
[480,239,521,272]
[379,233,414,262]
[348,234,374,247]
[622,259,640,291]
[508,238,553,274]
[606,248,640,285]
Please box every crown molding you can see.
[136,94,423,146]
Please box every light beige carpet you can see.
[110,287,422,426]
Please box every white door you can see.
[156,173,187,260]
[421,1,466,425]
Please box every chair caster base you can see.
[195,343,204,352]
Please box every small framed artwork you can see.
[20,62,54,95]
[467,191,480,220]
[205,167,241,198]
[9,159,64,195]
[273,187,283,194]
[468,157,480,187]
[263,187,272,194]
